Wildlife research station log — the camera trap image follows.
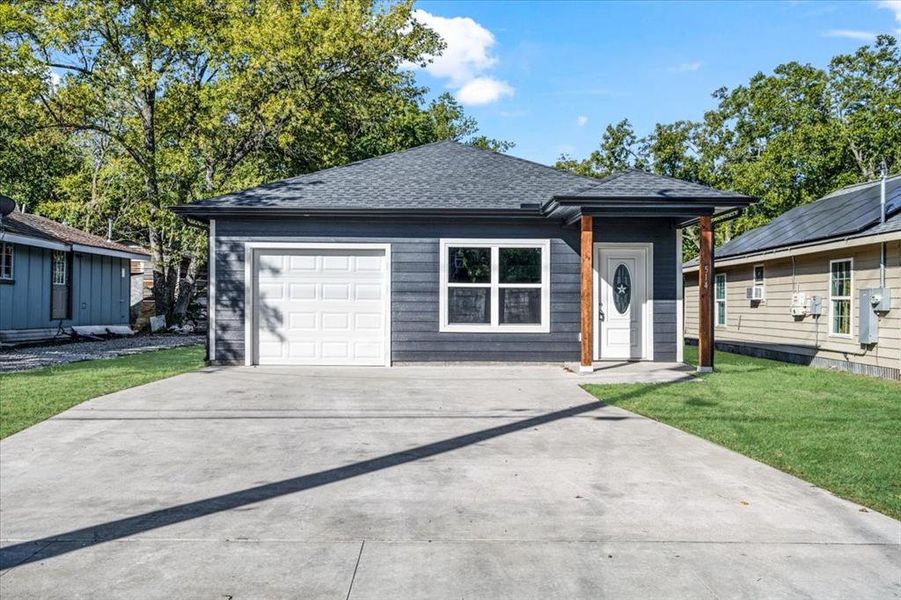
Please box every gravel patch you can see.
[0,335,205,373]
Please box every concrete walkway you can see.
[1,366,898,598]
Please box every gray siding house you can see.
[174,141,753,370]
[0,206,150,344]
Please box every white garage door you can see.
[254,248,389,366]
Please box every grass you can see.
[583,346,901,520]
[0,345,205,440]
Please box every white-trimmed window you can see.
[715,273,727,327]
[52,251,67,285]
[439,239,550,333]
[0,242,13,280]
[829,258,852,337]
[753,264,765,288]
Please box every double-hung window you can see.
[829,258,852,336]
[440,239,550,333]
[714,273,727,327]
[0,242,13,281]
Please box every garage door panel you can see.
[255,248,388,366]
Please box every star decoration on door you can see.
[616,284,627,295]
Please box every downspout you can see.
[879,164,887,288]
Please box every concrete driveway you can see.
[1,366,898,599]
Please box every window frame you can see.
[52,250,68,285]
[714,272,727,328]
[753,264,765,287]
[828,258,853,338]
[0,242,13,281]
[439,238,551,333]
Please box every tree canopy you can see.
[556,35,901,257]
[1,0,510,321]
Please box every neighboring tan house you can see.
[0,202,151,345]
[684,175,901,380]
[172,141,754,369]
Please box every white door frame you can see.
[593,242,654,361]
[243,242,392,367]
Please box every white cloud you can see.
[668,61,703,73]
[876,0,901,23]
[412,9,514,105]
[455,77,514,105]
[576,115,588,127]
[824,29,879,40]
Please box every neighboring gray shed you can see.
[0,208,150,345]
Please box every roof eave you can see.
[170,206,546,220]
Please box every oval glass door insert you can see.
[613,264,631,314]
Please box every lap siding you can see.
[214,217,679,364]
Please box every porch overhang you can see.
[563,195,754,373]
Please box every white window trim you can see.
[439,238,551,333]
[52,251,68,286]
[753,264,765,286]
[715,272,727,328]
[243,242,392,367]
[828,257,853,338]
[0,242,13,280]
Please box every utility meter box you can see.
[790,292,808,317]
[807,295,823,316]
[859,288,891,344]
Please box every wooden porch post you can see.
[580,215,594,372]
[697,215,714,372]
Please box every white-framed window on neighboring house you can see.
[715,273,727,327]
[439,239,551,333]
[829,258,852,337]
[753,264,765,292]
[52,251,67,285]
[0,242,13,281]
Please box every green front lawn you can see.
[0,345,205,439]
[584,346,901,520]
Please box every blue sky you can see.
[409,1,901,165]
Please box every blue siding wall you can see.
[213,217,679,364]
[0,244,131,330]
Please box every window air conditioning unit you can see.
[745,286,765,301]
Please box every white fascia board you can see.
[71,244,151,261]
[1,232,69,251]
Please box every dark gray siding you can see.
[213,217,679,364]
[0,244,130,331]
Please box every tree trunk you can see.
[171,256,200,324]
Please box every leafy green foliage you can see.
[584,346,901,519]
[557,36,900,259]
[1,1,509,321]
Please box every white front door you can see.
[254,248,389,366]
[596,246,649,360]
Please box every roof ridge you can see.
[449,140,602,185]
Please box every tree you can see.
[556,36,900,259]
[555,119,645,177]
[3,0,443,323]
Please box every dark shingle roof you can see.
[558,169,752,200]
[685,175,901,266]
[184,141,600,211]
[1,211,149,257]
[176,141,751,214]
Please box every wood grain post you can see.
[580,215,594,371]
[697,215,714,372]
